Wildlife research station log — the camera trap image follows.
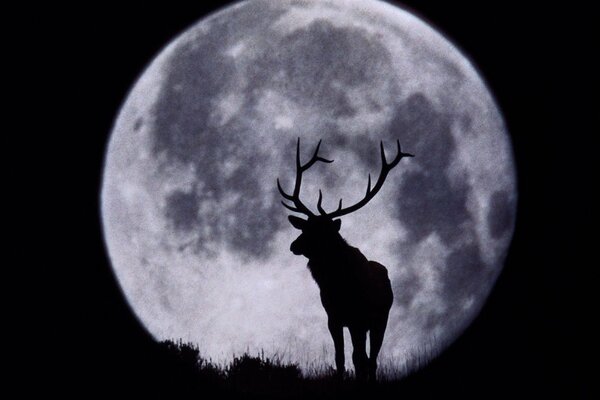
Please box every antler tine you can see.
[277,178,306,214]
[317,189,345,216]
[302,139,334,172]
[380,141,387,165]
[397,139,415,160]
[323,139,413,219]
[278,138,335,217]
[280,200,302,213]
[277,178,294,201]
[317,189,327,215]
[292,138,301,197]
[333,198,343,214]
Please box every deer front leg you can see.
[350,328,368,381]
[328,319,345,377]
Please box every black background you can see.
[44,1,593,397]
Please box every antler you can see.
[277,138,334,216]
[319,140,413,219]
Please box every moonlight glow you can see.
[101,0,516,376]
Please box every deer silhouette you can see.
[277,138,413,381]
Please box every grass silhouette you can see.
[85,332,571,398]
[156,339,414,397]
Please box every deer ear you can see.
[288,215,307,230]
[332,219,341,231]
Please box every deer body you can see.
[305,242,393,329]
[278,139,413,381]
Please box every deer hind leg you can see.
[328,320,345,377]
[368,314,390,382]
[350,328,368,381]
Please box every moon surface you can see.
[101,0,516,376]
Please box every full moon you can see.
[101,0,516,376]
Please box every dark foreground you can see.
[145,340,405,399]
[65,337,586,399]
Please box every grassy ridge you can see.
[156,340,408,398]
[81,335,577,398]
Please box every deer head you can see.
[277,138,413,258]
[287,215,341,257]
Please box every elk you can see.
[277,138,413,381]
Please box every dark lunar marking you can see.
[159,295,172,312]
[223,169,283,258]
[151,36,238,165]
[150,2,289,164]
[184,161,283,259]
[153,270,173,312]
[327,131,381,173]
[321,166,339,190]
[348,137,381,171]
[329,132,348,148]
[441,243,484,305]
[208,1,288,46]
[148,11,291,258]
[422,311,445,331]
[388,93,472,245]
[390,93,455,171]
[165,190,200,233]
[460,113,472,134]
[414,242,488,334]
[439,58,463,82]
[133,117,143,132]
[397,170,471,245]
[394,268,422,308]
[247,19,395,118]
[487,190,515,239]
[428,53,464,87]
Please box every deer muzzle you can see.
[290,239,303,255]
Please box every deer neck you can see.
[309,235,347,261]
[306,235,351,283]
